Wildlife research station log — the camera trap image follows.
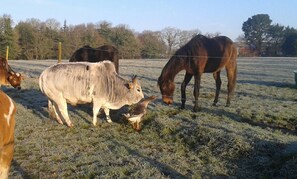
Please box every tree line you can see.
[241,14,297,56]
[0,14,201,60]
[1,14,297,60]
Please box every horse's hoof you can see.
[193,106,201,112]
[213,102,220,107]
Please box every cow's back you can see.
[39,61,117,105]
[0,90,16,179]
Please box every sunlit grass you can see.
[5,58,297,178]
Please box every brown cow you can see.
[0,57,23,89]
[69,45,119,73]
[0,90,16,179]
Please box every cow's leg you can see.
[92,102,102,126]
[103,108,112,123]
[193,73,202,112]
[181,72,193,109]
[213,71,222,106]
[48,100,63,124]
[54,100,73,127]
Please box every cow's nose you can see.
[17,86,21,90]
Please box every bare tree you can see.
[178,29,200,48]
[204,32,221,38]
[161,27,181,56]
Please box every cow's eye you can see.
[137,88,141,92]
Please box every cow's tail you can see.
[38,71,45,94]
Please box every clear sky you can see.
[1,0,296,40]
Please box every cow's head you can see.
[7,71,24,90]
[125,76,144,104]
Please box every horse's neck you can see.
[162,58,185,80]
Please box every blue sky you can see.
[1,0,296,40]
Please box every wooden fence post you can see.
[6,46,9,61]
[58,42,62,63]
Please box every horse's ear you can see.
[20,74,25,80]
[157,77,161,87]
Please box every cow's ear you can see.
[132,75,137,83]
[125,82,134,89]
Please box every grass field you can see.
[3,57,297,178]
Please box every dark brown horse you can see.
[158,35,237,112]
[69,44,119,73]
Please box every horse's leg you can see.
[181,72,193,109]
[213,71,222,106]
[225,62,237,107]
[193,73,202,112]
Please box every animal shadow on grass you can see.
[11,159,30,179]
[69,104,131,126]
[110,140,187,179]
[232,140,297,178]
[201,107,297,135]
[2,87,48,120]
[237,80,297,89]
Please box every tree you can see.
[0,14,18,59]
[15,21,37,59]
[160,27,181,57]
[266,23,285,56]
[97,21,113,44]
[110,25,141,59]
[242,14,272,56]
[138,31,166,58]
[282,27,297,56]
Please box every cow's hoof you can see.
[107,119,113,123]
[67,123,74,128]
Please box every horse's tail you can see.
[226,44,237,93]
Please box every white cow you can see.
[39,61,144,127]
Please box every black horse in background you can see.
[69,45,119,73]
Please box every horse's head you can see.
[158,76,175,105]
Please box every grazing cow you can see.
[39,61,144,127]
[0,90,16,179]
[0,57,23,89]
[69,45,119,73]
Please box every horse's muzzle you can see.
[162,96,173,105]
